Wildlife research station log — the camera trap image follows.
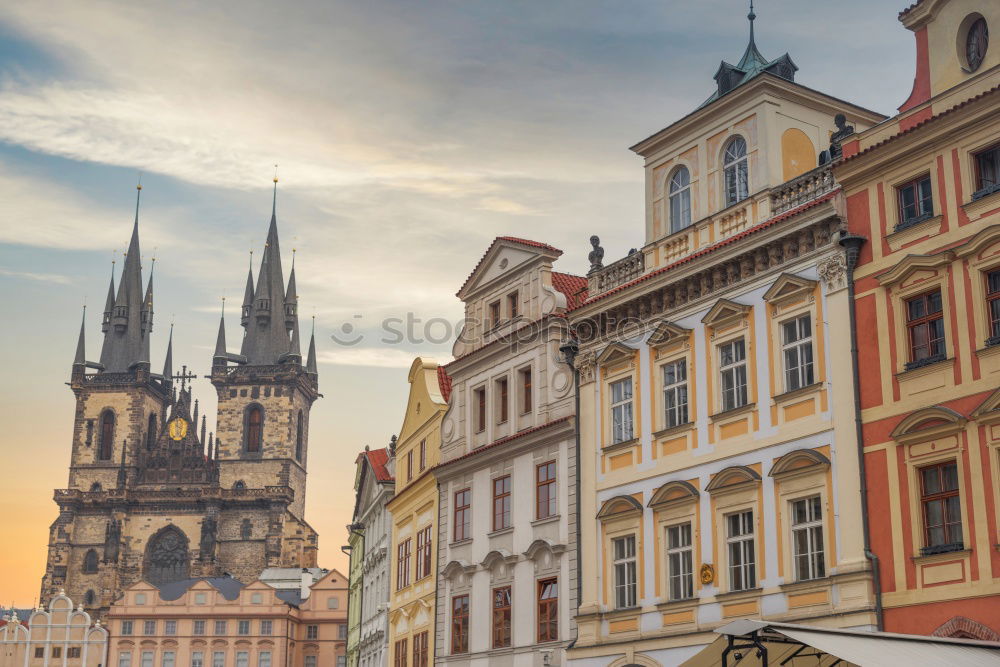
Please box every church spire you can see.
[73,305,86,367]
[306,316,318,375]
[214,299,228,367]
[736,0,767,72]
[101,262,115,334]
[162,323,174,380]
[241,252,254,329]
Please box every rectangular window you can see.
[415,526,432,580]
[35,648,45,659]
[489,300,501,329]
[782,314,814,392]
[260,619,272,636]
[337,658,346,667]
[474,387,487,433]
[974,143,1000,199]
[143,620,156,635]
[613,535,637,609]
[192,653,204,667]
[492,585,512,648]
[165,619,177,635]
[719,339,748,411]
[508,291,519,319]
[339,623,347,639]
[454,488,471,541]
[906,290,945,366]
[897,174,933,228]
[406,450,413,483]
[667,523,694,600]
[52,648,62,659]
[258,652,271,667]
[162,652,176,667]
[394,639,408,667]
[118,653,132,667]
[396,539,411,589]
[662,360,689,428]
[497,377,509,423]
[142,652,154,667]
[610,377,634,444]
[235,653,248,667]
[238,620,250,636]
[920,461,963,553]
[791,496,825,581]
[306,624,319,640]
[537,578,558,642]
[536,461,557,520]
[520,367,532,414]
[987,269,1000,345]
[304,658,316,667]
[122,620,134,636]
[727,510,756,591]
[419,439,426,471]
[68,648,81,659]
[413,631,429,667]
[215,620,227,636]
[212,652,225,667]
[451,594,470,654]
[493,475,511,531]
[193,620,206,635]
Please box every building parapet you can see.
[588,251,644,298]
[770,163,836,216]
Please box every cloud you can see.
[0,267,71,284]
[316,347,431,369]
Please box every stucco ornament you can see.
[699,563,715,585]
[817,253,848,292]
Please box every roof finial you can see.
[134,173,143,224]
[272,164,279,219]
[747,0,756,44]
[221,296,226,317]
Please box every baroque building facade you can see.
[0,592,108,667]
[434,238,585,667]
[42,184,320,617]
[565,12,885,666]
[348,446,395,667]
[833,0,1000,639]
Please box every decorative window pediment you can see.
[890,406,967,444]
[701,298,752,328]
[597,342,637,367]
[647,319,692,348]
[972,388,1000,425]
[762,273,817,305]
[954,224,1000,260]
[523,538,567,560]
[705,465,761,493]
[647,480,699,508]
[440,559,475,581]
[596,494,643,519]
[768,448,830,477]
[877,252,954,287]
[481,549,518,570]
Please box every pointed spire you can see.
[214,299,228,367]
[193,399,199,428]
[143,257,155,334]
[74,305,87,366]
[201,414,207,447]
[241,252,254,329]
[162,324,174,379]
[208,432,214,459]
[101,262,115,334]
[736,0,767,71]
[306,316,318,374]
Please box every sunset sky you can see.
[0,0,914,605]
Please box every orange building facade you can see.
[833,0,1000,639]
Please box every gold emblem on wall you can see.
[168,418,188,441]
[700,563,715,585]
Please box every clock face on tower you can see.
[168,418,188,441]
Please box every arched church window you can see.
[84,590,96,607]
[233,480,246,491]
[295,410,304,462]
[90,482,102,492]
[723,136,749,206]
[246,406,263,453]
[146,413,158,449]
[669,166,692,233]
[144,526,190,585]
[82,549,99,573]
[98,410,115,461]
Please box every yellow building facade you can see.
[567,12,885,666]
[386,359,449,667]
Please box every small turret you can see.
[241,255,254,329]
[213,301,228,370]
[73,306,87,368]
[306,317,318,376]
[162,324,174,380]
[101,266,115,334]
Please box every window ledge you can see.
[449,538,473,548]
[488,527,514,538]
[600,605,642,621]
[530,515,561,527]
[652,422,694,440]
[892,212,939,234]
[897,355,951,378]
[772,382,823,404]
[912,546,970,564]
[962,187,1000,220]
[710,402,756,422]
[970,183,1000,203]
[778,576,832,593]
[712,587,763,602]
[602,437,640,454]
[655,597,698,613]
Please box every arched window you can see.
[723,136,749,206]
[241,519,252,540]
[295,411,304,462]
[98,410,115,461]
[90,482,102,492]
[246,406,263,453]
[668,166,692,233]
[233,480,246,491]
[83,590,96,607]
[82,549,99,574]
[146,413,158,450]
[144,525,190,585]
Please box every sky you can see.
[0,0,915,606]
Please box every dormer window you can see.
[669,167,692,233]
[723,137,749,206]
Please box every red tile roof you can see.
[570,190,840,311]
[898,0,923,18]
[364,447,392,482]
[436,416,573,469]
[458,236,564,295]
[552,272,589,310]
[437,365,453,403]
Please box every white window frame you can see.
[610,378,634,444]
[162,652,175,667]
[238,619,250,636]
[666,522,694,600]
[258,652,272,667]
[726,510,756,591]
[141,652,154,667]
[164,619,176,636]
[612,535,637,608]
[723,136,749,206]
[669,166,692,233]
[662,359,688,428]
[236,652,249,667]
[192,653,204,667]
[719,339,748,411]
[782,314,814,392]
[118,653,132,667]
[212,652,225,667]
[791,496,825,581]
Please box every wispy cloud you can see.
[0,267,71,284]
[317,347,427,369]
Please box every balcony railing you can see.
[588,251,645,297]
[769,163,836,216]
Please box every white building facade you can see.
[434,237,586,667]
[0,592,107,667]
[355,449,394,667]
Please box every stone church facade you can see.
[40,183,320,617]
